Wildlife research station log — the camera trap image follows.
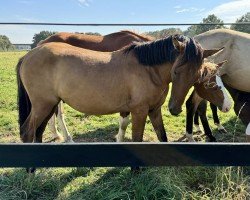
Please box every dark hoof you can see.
[209,137,217,142]
[131,166,141,174]
[26,167,36,173]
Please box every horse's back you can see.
[222,31,250,92]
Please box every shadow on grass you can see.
[72,124,131,142]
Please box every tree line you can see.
[0,13,249,51]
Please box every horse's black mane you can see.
[124,35,203,66]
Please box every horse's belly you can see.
[222,69,250,92]
[61,91,129,115]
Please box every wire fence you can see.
[0,22,250,26]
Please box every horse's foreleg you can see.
[210,103,227,133]
[115,112,130,142]
[130,108,148,172]
[185,93,196,142]
[57,102,73,143]
[197,102,216,142]
[148,107,167,142]
[131,108,148,142]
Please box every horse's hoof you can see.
[131,167,146,174]
[218,128,227,134]
[131,166,141,174]
[26,167,36,173]
[52,134,64,142]
[209,137,217,142]
[66,137,74,143]
[216,124,227,133]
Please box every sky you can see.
[0,0,249,43]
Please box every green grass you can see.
[0,51,249,199]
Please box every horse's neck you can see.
[123,51,171,87]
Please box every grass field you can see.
[0,51,249,199]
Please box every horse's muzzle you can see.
[169,107,182,116]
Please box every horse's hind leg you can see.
[115,112,130,142]
[210,103,227,133]
[35,104,60,143]
[21,100,59,143]
[57,102,73,143]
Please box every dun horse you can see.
[35,31,227,143]
[17,35,222,144]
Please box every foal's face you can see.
[195,75,231,112]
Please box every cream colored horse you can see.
[195,29,250,140]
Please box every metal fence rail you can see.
[0,142,250,167]
[0,22,250,26]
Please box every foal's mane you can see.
[124,35,203,66]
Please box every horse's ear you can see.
[203,47,224,58]
[216,60,228,69]
[172,37,185,53]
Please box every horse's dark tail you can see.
[16,56,31,134]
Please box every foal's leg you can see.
[115,112,130,142]
[197,102,216,142]
[185,92,197,142]
[194,111,202,133]
[57,102,73,143]
[148,107,167,142]
[210,103,227,133]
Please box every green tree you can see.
[184,14,225,37]
[85,32,101,36]
[146,28,183,39]
[0,35,15,51]
[183,25,197,37]
[231,12,250,33]
[31,31,56,49]
[195,14,225,34]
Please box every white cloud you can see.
[77,0,91,7]
[176,7,205,13]
[206,0,250,22]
